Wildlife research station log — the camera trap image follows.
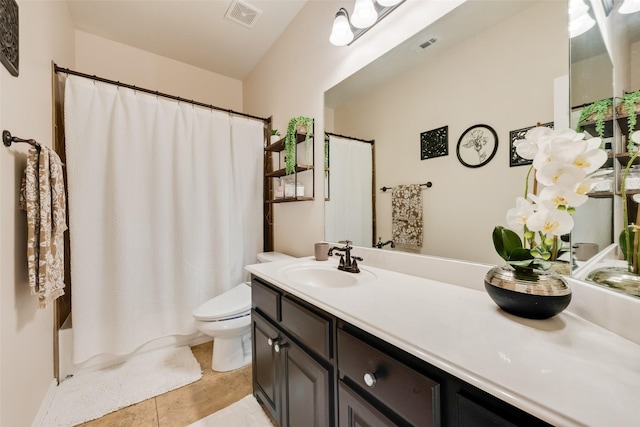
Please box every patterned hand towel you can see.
[20,146,67,308]
[391,184,423,251]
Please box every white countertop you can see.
[246,257,640,427]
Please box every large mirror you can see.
[324,0,638,277]
[325,0,569,265]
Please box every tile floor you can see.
[78,341,253,427]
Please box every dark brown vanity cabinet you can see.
[251,275,552,427]
[251,276,333,426]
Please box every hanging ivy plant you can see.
[576,98,612,141]
[622,90,640,137]
[284,116,313,175]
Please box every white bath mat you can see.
[41,346,202,427]
[188,394,274,427]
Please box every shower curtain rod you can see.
[326,132,374,144]
[53,64,270,123]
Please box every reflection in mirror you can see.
[324,134,374,247]
[572,1,640,298]
[569,2,614,271]
[324,0,568,265]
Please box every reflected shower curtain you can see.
[64,75,263,363]
[325,135,373,247]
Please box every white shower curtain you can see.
[64,75,264,364]
[325,135,373,247]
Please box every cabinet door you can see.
[281,337,331,427]
[338,381,397,427]
[252,311,281,424]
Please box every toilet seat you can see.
[193,282,251,322]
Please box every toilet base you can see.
[211,331,252,372]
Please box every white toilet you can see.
[192,251,293,372]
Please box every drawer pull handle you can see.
[363,371,377,388]
[267,337,279,347]
[274,342,288,353]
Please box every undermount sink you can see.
[280,262,376,288]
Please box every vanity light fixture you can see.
[330,0,406,46]
[569,0,595,38]
[619,0,640,14]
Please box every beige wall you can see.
[74,31,243,111]
[333,1,568,265]
[244,0,464,257]
[0,2,75,426]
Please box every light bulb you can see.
[376,0,402,6]
[619,0,640,14]
[351,0,378,29]
[570,13,595,38]
[330,8,354,46]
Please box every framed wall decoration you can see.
[456,124,498,168]
[420,125,448,160]
[0,0,19,77]
[509,122,554,167]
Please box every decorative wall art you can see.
[420,125,448,160]
[0,0,19,77]
[509,122,554,167]
[456,124,498,168]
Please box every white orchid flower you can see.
[536,161,586,187]
[526,203,574,237]
[571,148,608,174]
[506,197,535,231]
[631,131,640,144]
[514,126,554,160]
[539,184,588,209]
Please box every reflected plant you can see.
[576,98,612,142]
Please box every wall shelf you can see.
[264,121,315,203]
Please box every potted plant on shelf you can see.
[576,98,612,141]
[284,116,313,175]
[618,90,640,151]
[270,129,281,144]
[486,127,607,319]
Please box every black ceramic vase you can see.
[484,265,572,319]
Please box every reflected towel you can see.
[391,184,423,251]
[20,146,67,308]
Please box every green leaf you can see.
[492,226,523,261]
[508,248,533,261]
[619,226,636,261]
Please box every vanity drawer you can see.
[281,295,333,360]
[251,276,280,322]
[338,329,440,427]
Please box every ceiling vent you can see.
[419,38,438,49]
[225,0,262,28]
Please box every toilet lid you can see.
[193,282,251,321]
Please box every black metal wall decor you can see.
[420,125,448,160]
[456,124,498,168]
[0,0,19,77]
[509,122,554,167]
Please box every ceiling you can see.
[66,0,308,80]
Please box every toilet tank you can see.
[257,251,294,263]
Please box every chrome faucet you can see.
[328,240,363,273]
[375,237,395,249]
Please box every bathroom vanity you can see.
[246,256,640,426]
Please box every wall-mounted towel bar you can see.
[3,130,41,150]
[380,182,432,192]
